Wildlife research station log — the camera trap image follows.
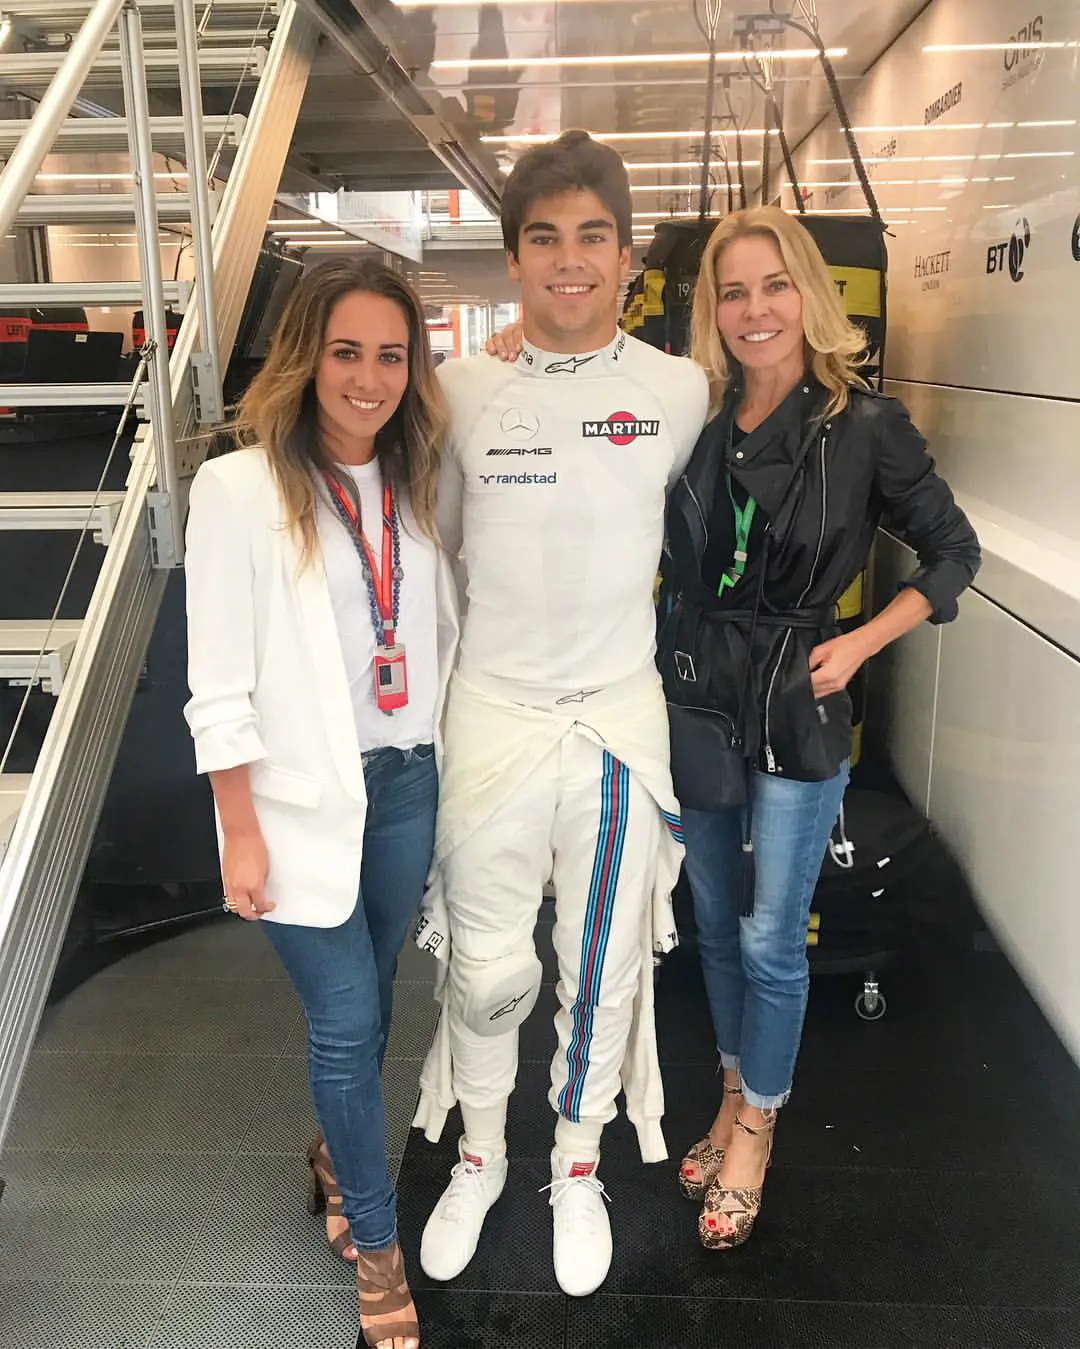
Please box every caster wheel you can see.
[854,988,887,1021]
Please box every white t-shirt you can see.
[436,331,709,700]
[318,458,439,749]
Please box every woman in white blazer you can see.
[184,260,457,1349]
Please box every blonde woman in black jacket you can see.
[661,206,979,1250]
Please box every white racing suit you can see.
[414,331,709,1161]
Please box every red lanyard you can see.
[323,472,398,645]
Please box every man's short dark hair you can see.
[500,129,632,256]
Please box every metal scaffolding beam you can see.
[0,115,246,155]
[0,0,319,1153]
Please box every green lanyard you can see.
[717,471,757,594]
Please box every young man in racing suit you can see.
[413,130,709,1296]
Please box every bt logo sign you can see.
[986,218,1031,283]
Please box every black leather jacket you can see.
[658,378,981,782]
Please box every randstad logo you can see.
[478,471,557,486]
[582,412,660,445]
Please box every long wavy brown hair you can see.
[690,206,868,418]
[236,259,446,565]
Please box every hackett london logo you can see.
[582,412,660,445]
[914,249,951,292]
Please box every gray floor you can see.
[0,918,440,1348]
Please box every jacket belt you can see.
[700,605,834,630]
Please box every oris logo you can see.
[582,412,660,445]
[1003,14,1044,87]
[986,218,1031,283]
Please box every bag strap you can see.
[732,405,827,917]
[730,405,826,745]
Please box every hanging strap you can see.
[717,474,757,594]
[323,471,401,646]
[730,407,829,915]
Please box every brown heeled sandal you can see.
[698,1110,776,1250]
[679,1078,743,1200]
[305,1135,357,1262]
[356,1239,420,1349]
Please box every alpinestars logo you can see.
[490,992,529,1021]
[545,354,597,375]
[582,411,660,445]
[986,218,1031,282]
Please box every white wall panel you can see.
[884,380,1080,543]
[867,534,941,814]
[884,379,1080,656]
[794,0,1080,1064]
[932,589,1080,1063]
[793,0,1080,400]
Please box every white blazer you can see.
[183,446,459,927]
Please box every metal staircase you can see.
[0,0,319,1148]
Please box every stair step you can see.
[0,775,32,865]
[19,0,269,15]
[0,48,264,86]
[0,282,191,310]
[0,492,126,544]
[0,621,83,696]
[0,115,245,156]
[16,195,197,226]
[0,385,146,409]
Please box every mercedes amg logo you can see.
[499,408,540,440]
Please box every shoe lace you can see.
[539,1172,612,1232]
[439,1159,490,1222]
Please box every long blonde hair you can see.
[690,206,868,417]
[236,259,446,565]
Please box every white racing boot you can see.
[544,1148,613,1297]
[420,1138,508,1282]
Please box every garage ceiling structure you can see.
[283,1,936,198]
[0,0,935,300]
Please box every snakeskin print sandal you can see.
[698,1110,776,1250]
[679,1078,744,1200]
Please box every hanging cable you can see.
[744,50,805,212]
[691,0,724,220]
[775,5,881,220]
[722,79,747,208]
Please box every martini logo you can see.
[582,411,660,445]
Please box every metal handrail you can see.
[0,0,127,237]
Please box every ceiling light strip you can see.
[434,48,844,71]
